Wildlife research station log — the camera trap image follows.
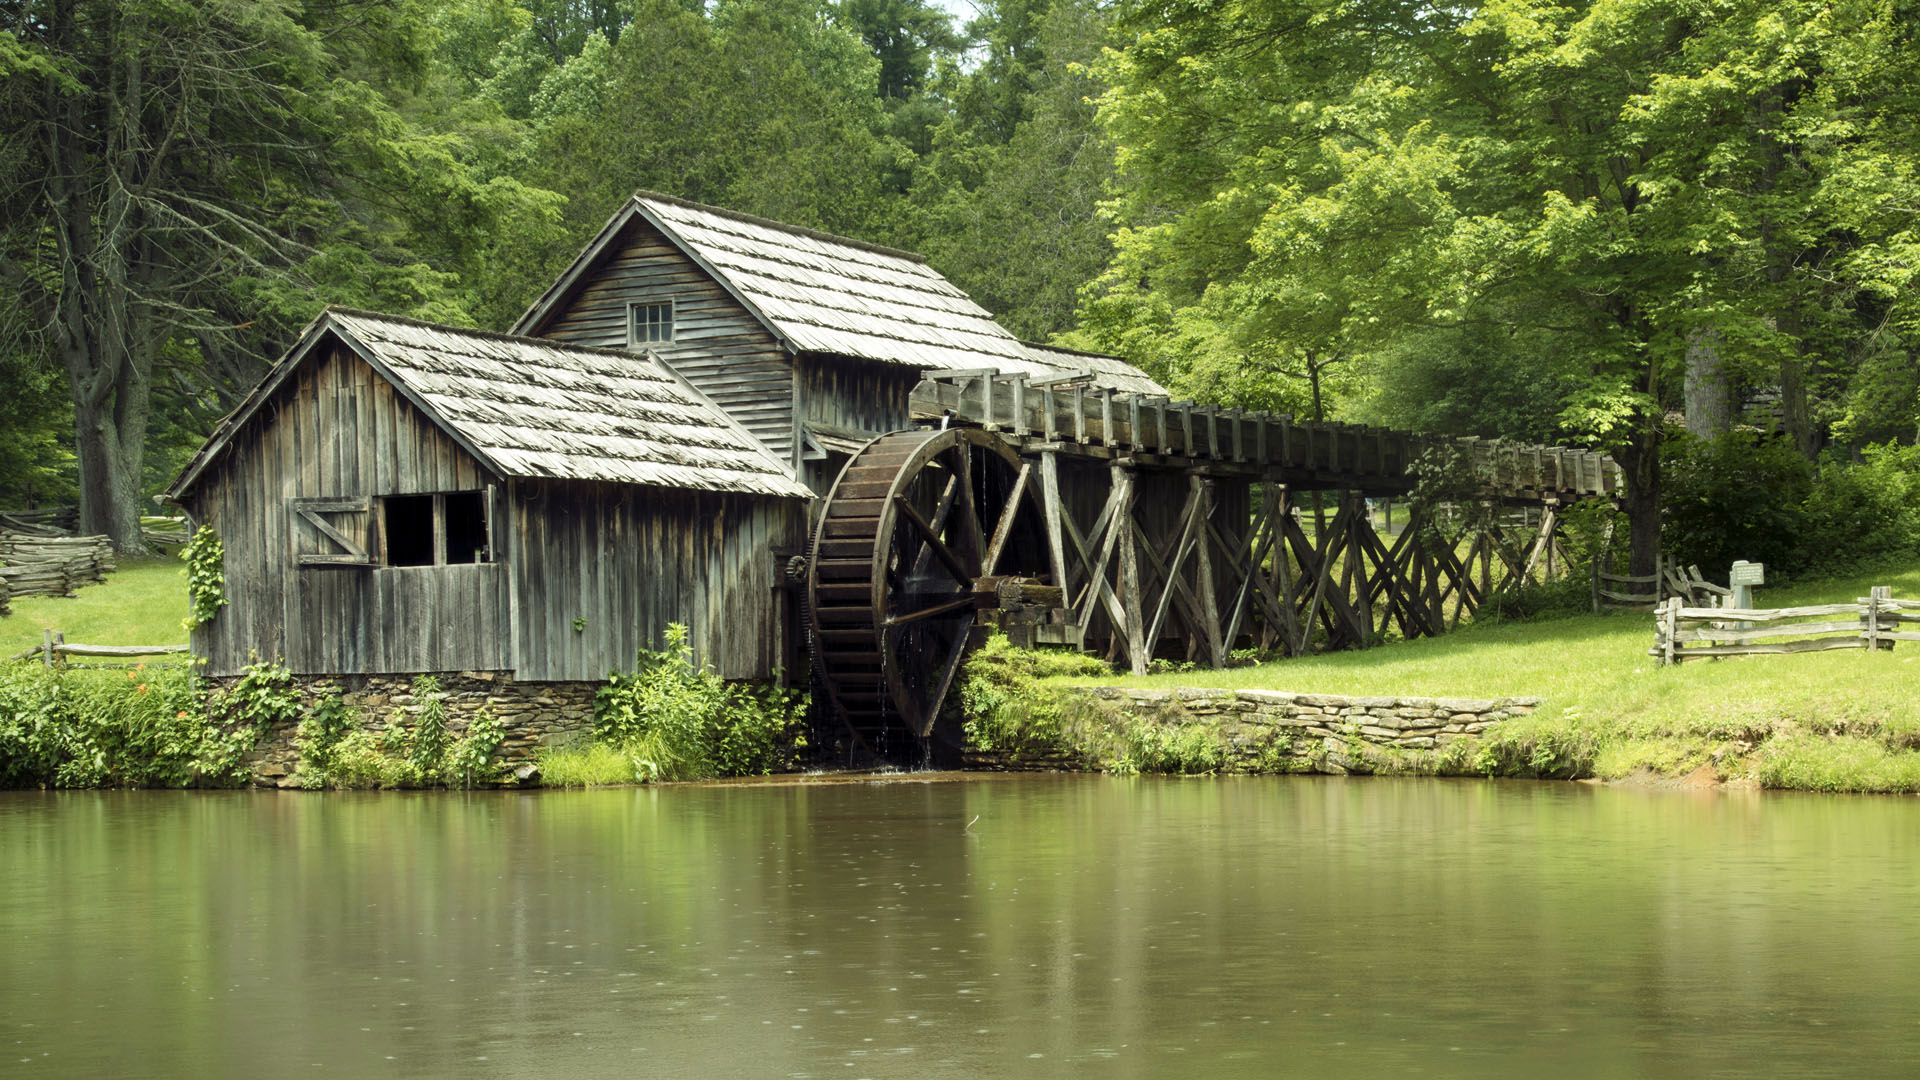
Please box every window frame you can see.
[376,488,494,568]
[628,299,675,348]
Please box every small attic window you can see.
[630,301,674,346]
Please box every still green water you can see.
[3,776,1917,1078]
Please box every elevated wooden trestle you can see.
[803,369,1622,757]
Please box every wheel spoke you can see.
[906,474,960,582]
[884,594,976,628]
[946,444,985,570]
[894,494,973,587]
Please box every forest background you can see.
[2,0,1918,581]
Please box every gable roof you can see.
[168,309,812,502]
[515,191,1060,378]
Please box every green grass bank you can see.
[967,562,1920,793]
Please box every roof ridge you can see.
[324,306,678,372]
[630,190,930,265]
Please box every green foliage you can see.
[0,663,267,789]
[1662,434,1920,577]
[293,677,507,789]
[180,527,229,630]
[959,631,1109,761]
[589,623,806,783]
[445,708,507,789]
[1661,434,1815,577]
[1108,720,1225,776]
[1796,445,1920,571]
[293,695,355,788]
[405,675,451,779]
[197,658,301,781]
[536,740,642,788]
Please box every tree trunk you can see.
[1614,428,1662,578]
[1683,327,1732,437]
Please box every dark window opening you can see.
[384,495,436,567]
[445,491,489,564]
[630,301,674,345]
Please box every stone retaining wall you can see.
[1059,686,1542,773]
[221,672,596,787]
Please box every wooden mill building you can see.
[167,194,1156,687]
[165,308,811,682]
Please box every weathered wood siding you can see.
[533,219,797,465]
[508,479,802,682]
[183,343,511,677]
[797,355,919,495]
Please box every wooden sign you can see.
[1730,561,1765,586]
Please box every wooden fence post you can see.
[1662,597,1680,665]
[1867,585,1892,651]
[42,627,53,670]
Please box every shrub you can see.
[589,623,806,782]
[959,632,1110,761]
[1661,432,1813,578]
[1796,444,1920,571]
[404,674,451,780]
[0,663,265,789]
[444,707,506,788]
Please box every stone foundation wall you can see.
[217,671,597,787]
[1026,686,1541,774]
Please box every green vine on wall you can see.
[181,525,229,630]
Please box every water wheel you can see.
[806,427,1048,758]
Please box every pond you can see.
[4,775,1917,1077]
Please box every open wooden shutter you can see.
[292,496,373,566]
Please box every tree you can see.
[0,0,565,548]
[912,0,1117,340]
[1083,0,1920,574]
[527,0,896,241]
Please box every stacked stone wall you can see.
[976,686,1541,774]
[215,671,596,787]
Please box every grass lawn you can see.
[2,557,190,658]
[1042,560,1920,791]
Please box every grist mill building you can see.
[166,194,1164,764]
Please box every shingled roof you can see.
[515,191,1158,384]
[168,309,811,501]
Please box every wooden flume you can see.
[802,371,1623,755]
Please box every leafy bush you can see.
[404,674,451,779]
[959,632,1110,761]
[444,707,506,788]
[587,623,806,783]
[1797,444,1920,571]
[293,676,508,789]
[1661,432,1814,578]
[0,662,274,788]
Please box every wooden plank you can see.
[1673,638,1865,659]
[1114,467,1147,674]
[1193,479,1224,667]
[1673,620,1864,642]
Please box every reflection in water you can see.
[3,777,1918,1077]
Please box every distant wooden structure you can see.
[165,310,810,680]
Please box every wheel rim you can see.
[807,428,1042,755]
